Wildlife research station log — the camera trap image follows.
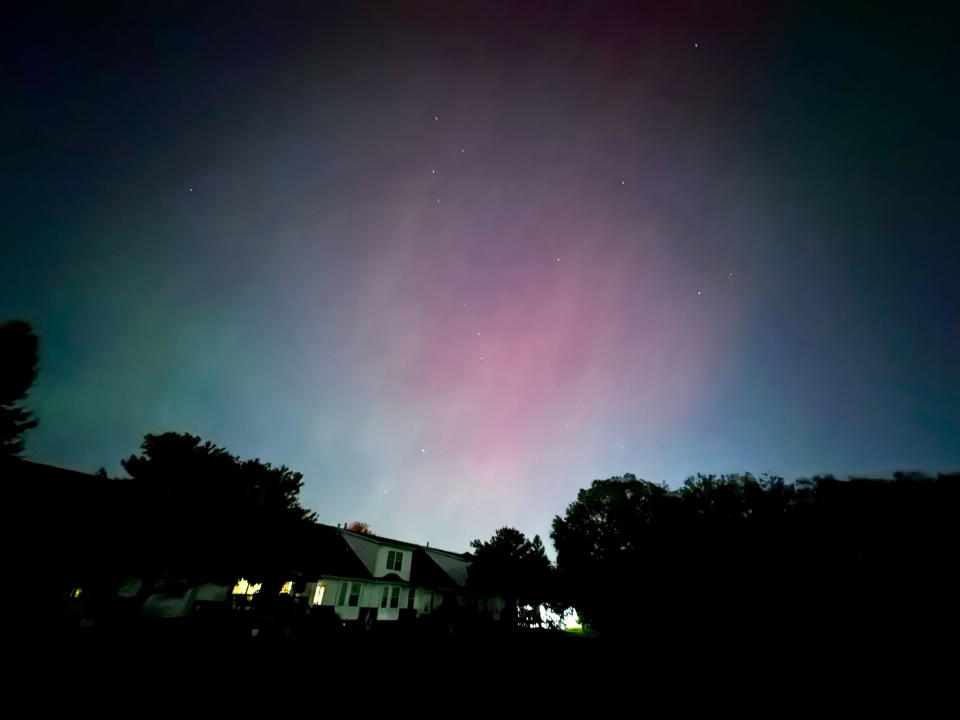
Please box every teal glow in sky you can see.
[3,2,958,554]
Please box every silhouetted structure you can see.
[23,457,504,638]
[25,453,960,652]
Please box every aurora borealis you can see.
[3,2,958,553]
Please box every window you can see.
[380,586,389,608]
[232,578,262,596]
[348,582,361,607]
[313,584,325,606]
[390,586,400,609]
[336,583,347,606]
[386,550,403,572]
[407,587,416,610]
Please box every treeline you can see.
[547,471,960,639]
[6,319,960,640]
[467,471,960,639]
[32,431,321,619]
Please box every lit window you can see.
[348,582,361,607]
[232,578,262,596]
[390,586,400,609]
[313,584,325,606]
[69,588,84,599]
[279,581,293,595]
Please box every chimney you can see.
[426,541,429,548]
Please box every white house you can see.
[295,525,506,627]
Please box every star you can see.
[480,355,484,361]
[188,187,193,192]
[729,272,734,277]
[432,169,436,174]
[434,115,438,120]
[460,147,464,153]
[556,257,560,262]
[476,331,480,336]
[621,180,625,185]
[694,42,699,48]
[437,198,440,204]
[697,290,702,295]
[421,448,426,453]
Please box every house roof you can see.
[410,548,460,589]
[423,548,470,587]
[291,523,372,580]
[311,523,474,590]
[337,526,470,559]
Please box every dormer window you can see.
[386,550,403,572]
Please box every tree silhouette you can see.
[552,470,960,641]
[469,527,554,628]
[550,474,675,635]
[0,320,39,459]
[120,432,316,584]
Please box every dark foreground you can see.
[30,617,955,717]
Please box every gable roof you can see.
[313,524,473,590]
[334,525,471,561]
[410,548,460,589]
[291,523,372,580]
[423,548,470,587]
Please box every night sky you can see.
[3,1,958,554]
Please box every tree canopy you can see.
[0,320,39,459]
[552,471,960,640]
[469,526,555,628]
[119,432,316,581]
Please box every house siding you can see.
[373,546,412,582]
[299,526,504,626]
